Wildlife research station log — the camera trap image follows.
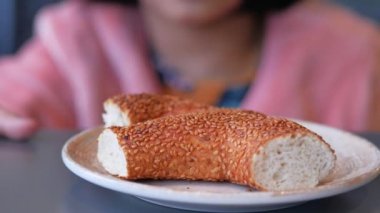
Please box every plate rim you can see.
[61,121,380,206]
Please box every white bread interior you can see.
[252,134,335,191]
[97,129,128,177]
[102,102,130,127]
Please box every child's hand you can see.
[0,108,38,140]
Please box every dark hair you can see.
[238,0,300,43]
[240,0,300,13]
[91,0,299,13]
[91,0,137,5]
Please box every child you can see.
[0,0,379,139]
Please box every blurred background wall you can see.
[0,0,379,56]
[0,0,59,55]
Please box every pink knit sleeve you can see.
[35,1,122,128]
[0,39,76,139]
[369,40,380,131]
[242,1,380,132]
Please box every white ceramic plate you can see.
[62,121,380,212]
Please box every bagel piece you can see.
[97,109,335,191]
[102,93,212,127]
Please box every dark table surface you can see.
[1,131,380,213]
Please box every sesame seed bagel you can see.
[97,109,335,191]
[102,93,212,127]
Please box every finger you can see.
[0,108,38,140]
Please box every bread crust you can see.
[105,93,213,124]
[106,109,333,190]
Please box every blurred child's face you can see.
[140,0,242,25]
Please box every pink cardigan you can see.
[0,1,379,138]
